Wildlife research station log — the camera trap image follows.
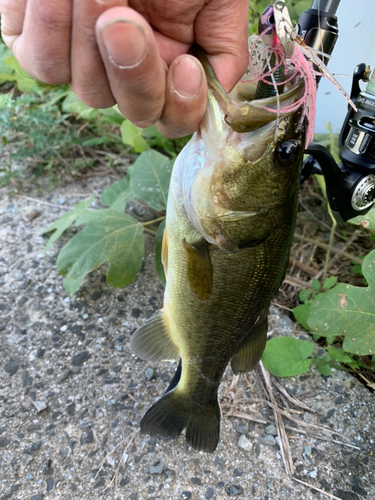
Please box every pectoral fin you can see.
[183,239,212,301]
[231,316,268,374]
[162,227,168,279]
[130,310,178,362]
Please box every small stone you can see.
[190,477,202,485]
[16,274,24,281]
[160,373,170,382]
[66,402,76,416]
[60,325,68,332]
[238,434,253,452]
[90,291,102,301]
[82,429,94,444]
[233,467,244,477]
[59,197,67,205]
[36,348,45,359]
[51,411,62,421]
[281,315,294,328]
[205,487,214,499]
[31,400,48,412]
[46,477,54,492]
[71,351,90,366]
[24,440,42,455]
[128,493,137,500]
[181,492,191,500]
[0,436,10,448]
[103,377,120,385]
[303,445,312,456]
[145,368,154,381]
[262,435,276,446]
[149,460,164,475]
[227,485,243,496]
[120,477,130,487]
[265,424,277,436]
[213,457,226,470]
[320,408,335,424]
[319,479,331,492]
[131,307,142,318]
[22,370,33,389]
[31,495,44,500]
[235,424,248,434]
[4,360,19,376]
[58,370,72,384]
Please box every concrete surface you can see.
[0,176,374,500]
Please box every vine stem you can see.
[322,216,337,283]
[142,216,165,227]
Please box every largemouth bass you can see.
[131,33,312,452]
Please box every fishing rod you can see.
[297,0,375,222]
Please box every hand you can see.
[0,0,249,137]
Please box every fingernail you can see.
[100,19,147,69]
[172,56,203,98]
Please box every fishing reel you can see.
[301,64,375,222]
[297,0,375,222]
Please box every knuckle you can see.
[33,0,71,32]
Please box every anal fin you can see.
[231,316,268,374]
[130,310,178,362]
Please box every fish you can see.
[130,28,312,452]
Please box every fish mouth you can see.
[227,78,305,133]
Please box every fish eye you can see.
[276,140,301,167]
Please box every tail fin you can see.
[141,391,220,453]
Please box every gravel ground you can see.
[0,176,374,500]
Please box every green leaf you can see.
[100,175,134,212]
[1,56,39,92]
[326,347,355,364]
[306,249,375,355]
[315,354,332,376]
[40,196,94,250]
[155,220,166,286]
[293,302,312,331]
[99,106,125,126]
[56,209,144,294]
[298,289,311,304]
[262,337,313,377]
[62,91,99,120]
[312,277,321,291]
[120,120,149,153]
[0,44,13,76]
[323,276,337,289]
[349,205,375,230]
[130,150,173,211]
